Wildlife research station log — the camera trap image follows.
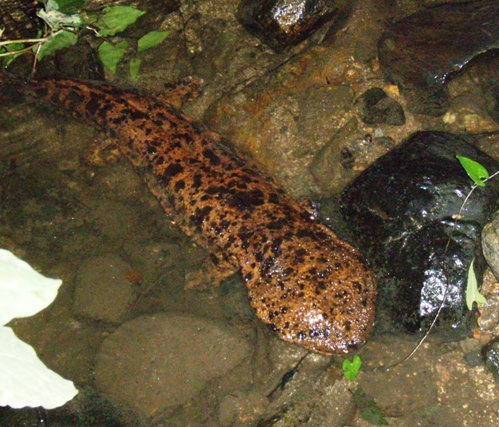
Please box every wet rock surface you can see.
[471,54,499,125]
[482,211,499,281]
[237,0,352,52]
[483,336,499,382]
[378,0,499,116]
[74,254,136,324]
[355,87,405,126]
[341,131,499,333]
[94,313,253,424]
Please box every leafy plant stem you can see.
[0,30,64,58]
[387,166,499,368]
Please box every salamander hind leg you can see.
[185,252,238,289]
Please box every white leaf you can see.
[0,249,62,325]
[0,327,78,409]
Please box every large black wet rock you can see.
[378,1,499,116]
[340,131,499,335]
[237,0,353,53]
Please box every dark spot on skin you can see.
[268,193,280,204]
[314,285,324,295]
[309,328,320,338]
[66,90,86,108]
[227,189,265,211]
[159,162,184,186]
[192,173,203,188]
[352,280,362,291]
[261,257,275,276]
[174,180,185,191]
[296,229,315,239]
[268,220,284,230]
[297,331,306,340]
[295,248,307,257]
[156,156,165,166]
[203,148,221,165]
[193,205,213,226]
[272,238,282,255]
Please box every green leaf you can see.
[129,57,141,78]
[51,0,85,14]
[138,30,171,52]
[457,156,489,187]
[466,258,486,310]
[98,40,128,73]
[352,387,388,426]
[342,354,362,381]
[90,6,146,37]
[1,42,25,67]
[37,31,78,61]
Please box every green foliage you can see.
[37,30,78,61]
[465,258,486,310]
[1,0,171,76]
[457,155,489,187]
[138,31,171,52]
[98,40,129,73]
[51,0,85,14]
[352,387,388,425]
[85,6,146,37]
[129,57,142,78]
[456,157,492,312]
[0,42,25,67]
[342,354,362,381]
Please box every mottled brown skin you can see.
[29,78,376,355]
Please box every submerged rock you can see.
[340,131,499,334]
[483,337,499,382]
[482,212,499,281]
[74,254,136,324]
[378,1,499,116]
[355,87,405,126]
[470,54,499,125]
[237,0,353,52]
[94,313,253,424]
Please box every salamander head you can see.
[243,235,376,355]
